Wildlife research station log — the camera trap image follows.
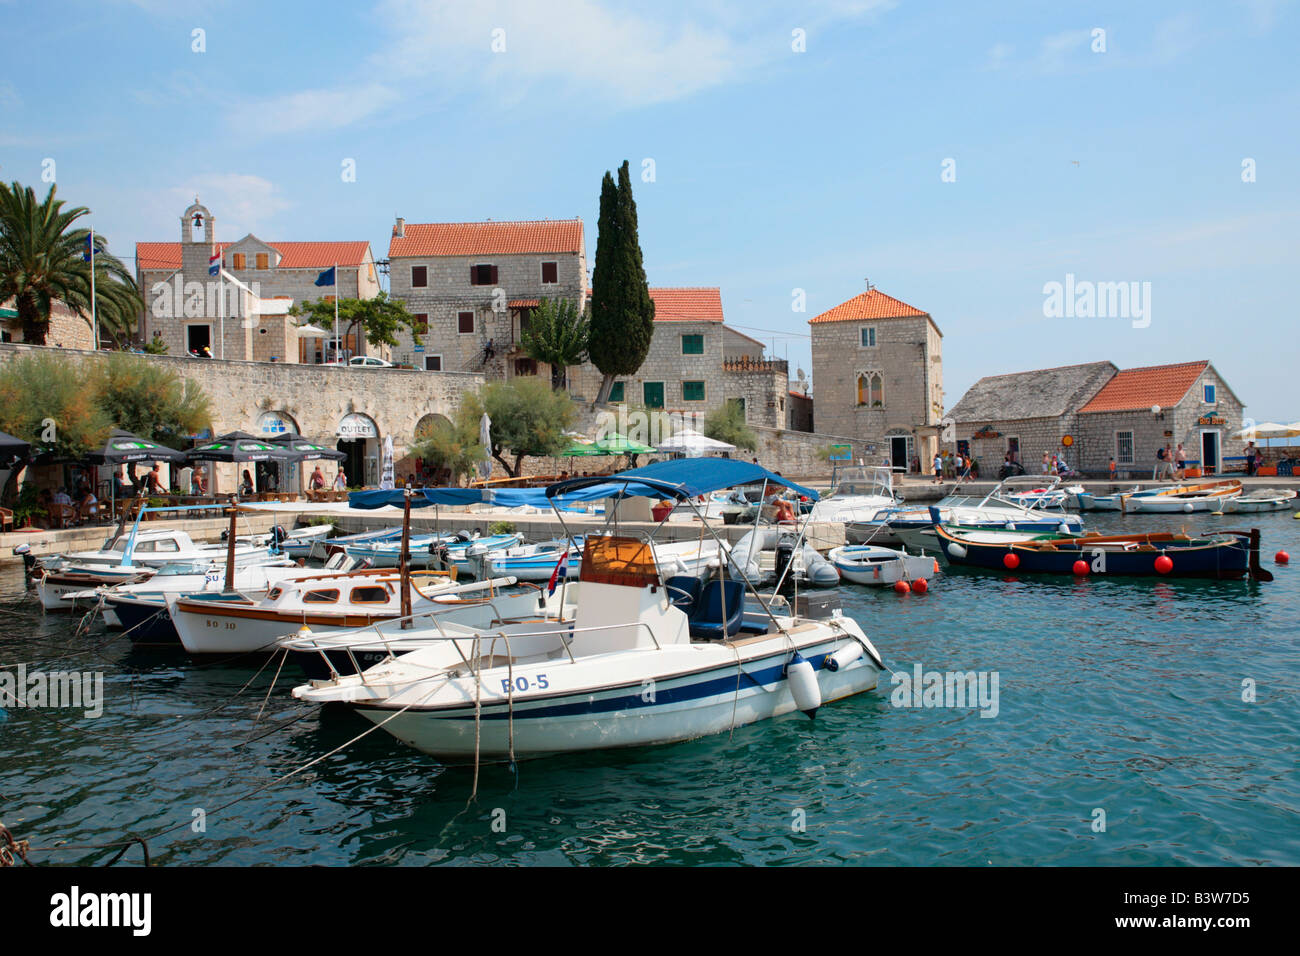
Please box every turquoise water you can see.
[1,511,1297,866]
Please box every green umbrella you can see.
[561,432,656,457]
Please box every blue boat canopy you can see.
[546,458,818,502]
[348,460,816,510]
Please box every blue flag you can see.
[82,234,94,263]
[314,266,336,287]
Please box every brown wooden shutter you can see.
[490,265,498,284]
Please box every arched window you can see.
[857,372,884,407]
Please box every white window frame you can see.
[1115,430,1135,466]
[859,326,877,348]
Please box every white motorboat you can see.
[850,476,1083,545]
[1217,488,1297,513]
[292,460,883,762]
[167,567,526,657]
[806,465,901,524]
[1122,479,1243,513]
[1066,486,1152,511]
[829,545,937,586]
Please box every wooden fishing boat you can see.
[1218,489,1297,513]
[1122,479,1242,513]
[930,514,1271,581]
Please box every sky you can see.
[1,0,1296,420]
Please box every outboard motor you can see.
[270,525,288,551]
[12,543,35,580]
[455,530,474,543]
[774,539,796,588]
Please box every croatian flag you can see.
[315,266,336,287]
[546,551,568,596]
[81,234,95,263]
[209,251,221,276]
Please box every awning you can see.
[508,299,539,308]
[548,458,818,502]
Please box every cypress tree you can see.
[589,161,655,403]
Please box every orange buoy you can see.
[933,560,940,574]
[1003,552,1020,570]
[1276,550,1290,564]
[1154,554,1173,575]
[911,577,929,594]
[893,579,910,594]
[1072,560,1089,576]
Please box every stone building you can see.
[946,361,1118,473]
[387,217,587,374]
[567,288,790,429]
[1075,361,1244,476]
[946,359,1246,476]
[809,286,944,468]
[787,389,813,432]
[1,299,95,349]
[136,200,381,363]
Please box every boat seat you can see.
[689,580,746,641]
[663,575,703,612]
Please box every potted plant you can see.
[651,499,674,522]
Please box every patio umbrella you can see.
[186,432,304,463]
[0,431,31,468]
[562,432,655,456]
[266,433,345,461]
[1234,421,1300,449]
[655,428,736,457]
[84,429,187,465]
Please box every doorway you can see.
[186,324,211,357]
[890,436,909,472]
[1200,430,1220,475]
[337,440,365,489]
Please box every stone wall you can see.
[788,391,813,432]
[1,299,95,350]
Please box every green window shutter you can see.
[643,382,665,409]
[682,381,705,401]
[681,334,704,355]
[609,382,625,403]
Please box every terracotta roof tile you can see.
[648,287,723,322]
[1078,361,1210,413]
[135,241,369,271]
[389,219,583,257]
[808,288,928,323]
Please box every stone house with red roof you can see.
[136,200,381,364]
[947,359,1245,476]
[809,285,944,467]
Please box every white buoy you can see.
[1058,523,1070,534]
[786,653,822,719]
[824,642,862,672]
[1183,503,1194,513]
[948,542,967,559]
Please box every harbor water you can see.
[1,510,1297,866]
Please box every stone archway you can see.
[408,413,454,484]
[336,412,380,488]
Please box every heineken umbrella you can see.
[85,429,187,465]
[561,432,655,457]
[186,432,304,463]
[266,432,346,461]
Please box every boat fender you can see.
[785,652,821,719]
[823,642,863,672]
[948,543,967,559]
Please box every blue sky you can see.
[1,0,1296,419]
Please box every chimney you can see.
[394,217,405,238]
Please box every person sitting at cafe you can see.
[77,488,99,523]
[144,464,167,496]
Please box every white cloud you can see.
[224,83,400,137]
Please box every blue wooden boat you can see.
[928,509,1271,581]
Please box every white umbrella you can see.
[294,323,330,338]
[655,428,736,457]
[478,413,493,480]
[380,434,395,489]
[1234,422,1298,439]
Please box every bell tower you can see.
[181,198,216,284]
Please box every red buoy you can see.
[1154,554,1173,575]
[1003,552,1020,570]
[911,577,929,594]
[1276,550,1290,565]
[893,579,910,594]
[1072,560,1089,576]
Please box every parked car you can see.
[325,356,394,368]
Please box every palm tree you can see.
[0,181,141,347]
[520,297,590,391]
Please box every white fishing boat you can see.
[849,476,1083,545]
[829,545,937,586]
[1217,488,1297,513]
[1066,486,1152,511]
[806,465,901,524]
[292,460,883,762]
[1002,484,1082,509]
[1122,479,1243,513]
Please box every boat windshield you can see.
[579,534,660,588]
[830,466,894,499]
